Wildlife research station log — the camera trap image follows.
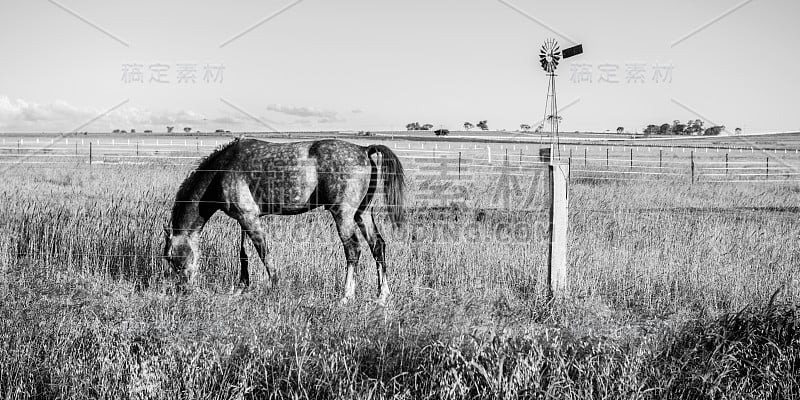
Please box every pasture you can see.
[1,134,799,399]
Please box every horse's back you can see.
[221,139,371,214]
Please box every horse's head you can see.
[162,226,200,289]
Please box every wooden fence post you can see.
[458,152,461,180]
[630,148,633,170]
[89,142,93,165]
[606,148,609,166]
[548,161,569,297]
[584,148,587,167]
[690,151,694,184]
[568,155,572,183]
[659,149,662,169]
[766,157,769,179]
[725,153,728,175]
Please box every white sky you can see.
[1,0,798,133]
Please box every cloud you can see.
[266,103,344,123]
[0,95,300,132]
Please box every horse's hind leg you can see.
[237,227,251,290]
[332,207,360,304]
[355,210,389,305]
[239,214,279,288]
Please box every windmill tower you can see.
[539,39,583,159]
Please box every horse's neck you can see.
[172,172,219,234]
[171,201,208,235]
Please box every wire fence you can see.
[3,137,800,185]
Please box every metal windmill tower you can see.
[539,39,583,159]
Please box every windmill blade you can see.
[562,44,583,59]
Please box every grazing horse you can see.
[163,138,405,304]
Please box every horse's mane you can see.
[171,138,241,225]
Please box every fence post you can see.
[547,161,569,297]
[568,155,572,183]
[690,151,694,184]
[766,157,769,179]
[136,143,139,157]
[458,152,461,180]
[659,149,662,169]
[725,153,728,175]
[17,140,20,154]
[75,142,78,155]
[89,142,93,165]
[584,148,587,167]
[519,148,523,166]
[630,148,633,170]
[606,148,609,166]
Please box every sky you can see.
[1,0,799,134]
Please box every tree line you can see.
[643,120,729,136]
[406,121,490,132]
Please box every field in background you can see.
[1,134,799,398]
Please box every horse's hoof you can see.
[375,297,389,307]
[230,283,249,296]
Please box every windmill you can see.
[539,38,583,159]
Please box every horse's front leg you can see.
[238,214,279,289]
[235,227,251,294]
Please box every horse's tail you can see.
[367,144,405,228]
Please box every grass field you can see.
[1,136,799,399]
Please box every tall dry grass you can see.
[1,160,798,399]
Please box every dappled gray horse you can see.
[163,138,405,304]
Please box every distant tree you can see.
[421,124,434,131]
[659,123,671,135]
[112,129,120,133]
[735,127,742,135]
[616,126,624,134]
[672,123,687,135]
[686,119,704,135]
[520,124,531,132]
[476,120,489,130]
[703,125,725,136]
[167,126,175,133]
[183,127,192,133]
[464,122,474,130]
[406,122,420,131]
[434,129,449,136]
[130,129,136,133]
[643,124,659,135]
[534,124,544,133]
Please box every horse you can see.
[162,138,405,304]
